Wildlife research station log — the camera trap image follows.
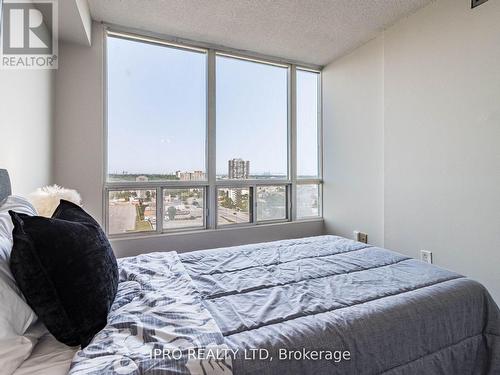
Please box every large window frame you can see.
[103,28,322,238]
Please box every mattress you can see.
[69,235,500,374]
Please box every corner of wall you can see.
[76,0,92,45]
[53,21,104,223]
[321,36,385,247]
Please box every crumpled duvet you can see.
[69,252,232,375]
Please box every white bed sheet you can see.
[13,332,77,375]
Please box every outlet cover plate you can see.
[354,231,368,244]
[420,250,433,264]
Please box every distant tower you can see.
[228,158,250,179]
[230,188,243,206]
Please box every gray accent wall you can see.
[323,0,500,303]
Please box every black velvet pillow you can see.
[9,200,118,348]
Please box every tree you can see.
[220,195,235,209]
[137,204,146,220]
[167,206,177,221]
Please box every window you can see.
[217,188,252,226]
[107,35,206,181]
[296,70,320,179]
[105,30,322,236]
[257,186,287,221]
[108,190,157,235]
[296,69,321,219]
[296,184,320,219]
[163,188,205,231]
[216,55,288,180]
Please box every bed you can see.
[1,169,499,375]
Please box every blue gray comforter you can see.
[180,235,500,374]
[70,235,500,374]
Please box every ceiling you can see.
[87,0,432,66]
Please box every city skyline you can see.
[109,157,293,179]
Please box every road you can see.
[217,207,250,225]
[164,207,204,229]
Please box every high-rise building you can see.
[228,158,250,179]
[230,188,242,207]
[135,176,149,198]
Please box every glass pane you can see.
[257,186,287,221]
[107,35,207,182]
[163,188,204,230]
[216,55,288,180]
[297,184,320,218]
[297,70,319,178]
[217,188,251,225]
[108,190,156,234]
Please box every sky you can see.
[107,36,318,177]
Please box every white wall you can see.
[0,70,54,195]
[54,23,104,223]
[322,0,500,303]
[114,220,324,258]
[54,23,324,257]
[384,0,500,302]
[322,36,384,247]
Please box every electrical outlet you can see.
[353,231,368,244]
[420,250,433,264]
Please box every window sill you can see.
[108,218,324,242]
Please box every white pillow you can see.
[0,322,47,375]
[0,337,36,375]
[0,196,43,375]
[0,252,37,336]
[0,196,37,240]
[0,196,37,290]
[0,276,40,375]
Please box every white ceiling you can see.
[87,0,432,66]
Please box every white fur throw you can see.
[28,185,82,217]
